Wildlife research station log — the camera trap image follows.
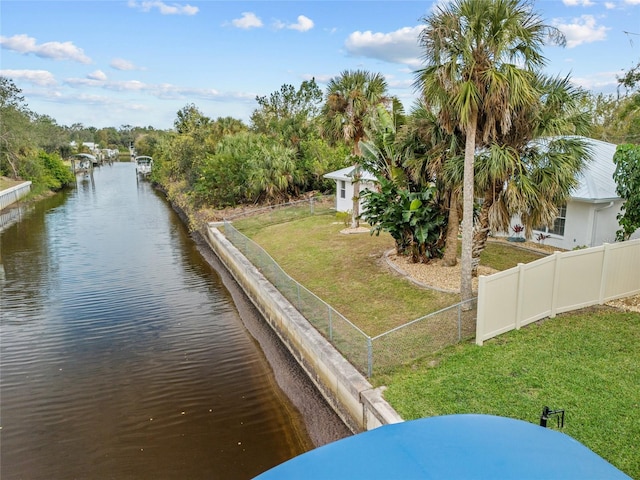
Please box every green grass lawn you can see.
[231,211,639,478]
[0,177,23,191]
[236,213,459,336]
[380,309,640,478]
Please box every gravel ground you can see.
[383,239,640,313]
[385,252,497,294]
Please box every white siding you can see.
[334,180,375,214]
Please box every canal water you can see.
[0,163,350,479]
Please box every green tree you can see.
[211,116,247,143]
[32,114,70,156]
[587,61,640,144]
[298,137,351,192]
[321,69,388,228]
[362,176,445,263]
[168,105,215,183]
[248,142,301,203]
[134,131,166,158]
[38,151,75,190]
[251,79,322,149]
[401,102,465,267]
[174,103,210,134]
[615,62,640,144]
[415,0,563,301]
[0,76,34,178]
[359,99,408,183]
[191,132,262,207]
[613,144,640,241]
[471,74,591,272]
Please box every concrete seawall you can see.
[205,224,403,433]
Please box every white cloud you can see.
[62,76,256,104]
[430,0,453,13]
[64,77,106,88]
[624,0,640,4]
[110,58,139,71]
[231,12,263,29]
[344,26,424,67]
[553,15,609,48]
[0,34,91,63]
[604,2,616,8]
[570,70,622,91]
[279,15,314,32]
[562,0,595,6]
[0,69,56,86]
[384,76,413,90]
[87,70,107,81]
[127,0,198,15]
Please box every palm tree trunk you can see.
[460,111,477,302]
[443,190,459,267]
[351,140,363,229]
[471,191,493,276]
[351,169,360,229]
[471,182,502,275]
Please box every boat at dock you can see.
[69,153,96,176]
[135,156,153,178]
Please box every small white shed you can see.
[515,137,639,250]
[323,166,377,213]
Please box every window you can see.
[535,204,567,236]
[340,180,346,199]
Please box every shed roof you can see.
[323,166,377,183]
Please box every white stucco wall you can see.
[555,201,591,250]
[532,199,629,251]
[334,179,376,214]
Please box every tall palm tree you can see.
[401,101,465,267]
[414,0,564,301]
[248,142,300,203]
[359,99,408,183]
[321,70,388,228]
[470,74,592,272]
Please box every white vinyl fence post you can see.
[550,252,562,318]
[515,263,525,330]
[599,243,611,305]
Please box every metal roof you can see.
[322,137,620,202]
[323,166,377,183]
[571,137,620,202]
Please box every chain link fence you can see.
[222,199,477,377]
[370,299,477,375]
[223,195,338,224]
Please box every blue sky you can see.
[1,0,639,130]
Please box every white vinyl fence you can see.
[476,239,640,345]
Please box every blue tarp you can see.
[256,414,630,479]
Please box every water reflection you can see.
[0,163,337,479]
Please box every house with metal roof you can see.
[325,137,638,250]
[523,137,639,250]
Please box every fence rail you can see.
[222,201,474,376]
[476,238,640,345]
[224,195,336,222]
[0,181,32,211]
